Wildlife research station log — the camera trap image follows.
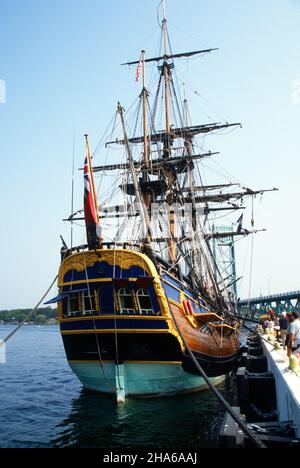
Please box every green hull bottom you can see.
[69,362,225,397]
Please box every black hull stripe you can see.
[60,318,168,331]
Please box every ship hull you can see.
[56,248,240,398]
[68,361,225,397]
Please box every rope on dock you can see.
[1,275,58,344]
[161,281,267,449]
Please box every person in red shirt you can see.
[269,309,275,319]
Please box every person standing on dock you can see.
[286,313,295,357]
[290,312,300,355]
[275,316,280,340]
[269,309,275,320]
[279,312,289,350]
[269,319,275,336]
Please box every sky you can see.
[0,0,299,309]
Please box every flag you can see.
[236,214,244,234]
[136,58,142,82]
[84,147,101,249]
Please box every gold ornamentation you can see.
[180,291,198,329]
[59,249,157,284]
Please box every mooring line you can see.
[1,275,58,344]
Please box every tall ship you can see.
[47,2,274,400]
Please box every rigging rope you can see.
[2,275,58,344]
[82,252,114,392]
[247,197,255,309]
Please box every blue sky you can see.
[0,0,299,309]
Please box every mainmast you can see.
[162,1,171,136]
[115,0,241,270]
[141,50,149,176]
[161,0,176,263]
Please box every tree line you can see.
[0,307,58,325]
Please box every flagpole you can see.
[163,0,166,23]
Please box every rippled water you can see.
[0,326,237,448]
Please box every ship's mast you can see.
[162,0,176,263]
[118,0,240,266]
[140,50,152,245]
[117,103,152,243]
[162,2,171,135]
[141,50,149,175]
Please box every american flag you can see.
[136,59,142,82]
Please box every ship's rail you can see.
[61,242,144,260]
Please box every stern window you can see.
[118,288,135,315]
[137,289,154,315]
[82,290,96,316]
[67,293,80,317]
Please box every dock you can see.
[262,338,300,437]
[220,333,300,448]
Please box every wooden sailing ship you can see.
[47,2,276,399]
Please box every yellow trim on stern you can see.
[59,278,140,288]
[59,249,158,285]
[60,315,172,323]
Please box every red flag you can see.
[84,141,101,249]
[84,157,98,225]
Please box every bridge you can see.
[238,290,300,318]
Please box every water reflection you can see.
[0,326,239,448]
[52,376,237,449]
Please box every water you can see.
[0,325,237,448]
